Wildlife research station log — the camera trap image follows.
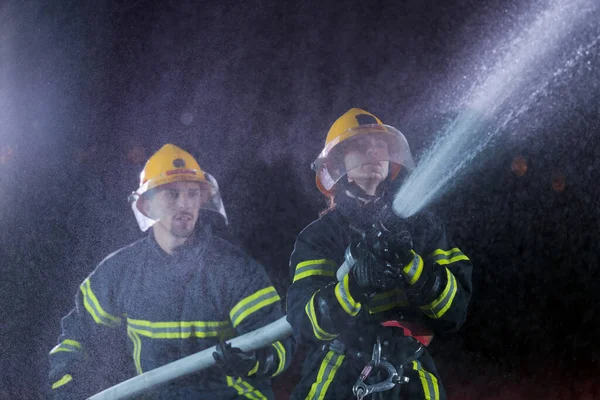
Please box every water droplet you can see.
[180,112,194,125]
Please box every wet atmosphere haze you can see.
[1,0,600,398]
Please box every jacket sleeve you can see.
[48,259,124,399]
[414,213,473,333]
[285,221,363,345]
[224,254,295,378]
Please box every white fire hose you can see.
[89,260,353,399]
[88,316,292,399]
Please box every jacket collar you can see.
[335,187,389,232]
[145,226,210,263]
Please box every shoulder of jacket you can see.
[301,209,343,235]
[203,234,253,263]
[96,237,146,270]
[414,210,447,232]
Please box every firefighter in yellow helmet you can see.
[128,143,227,236]
[48,144,294,399]
[286,109,473,399]
[312,108,416,197]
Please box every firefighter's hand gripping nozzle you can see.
[345,241,400,296]
[337,206,414,288]
[367,204,415,270]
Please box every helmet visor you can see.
[313,125,415,192]
[129,172,228,232]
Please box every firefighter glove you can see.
[402,252,446,306]
[213,341,258,378]
[367,227,414,268]
[347,241,401,297]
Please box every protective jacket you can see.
[49,230,293,399]
[286,190,472,399]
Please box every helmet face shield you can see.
[129,172,227,232]
[313,125,415,192]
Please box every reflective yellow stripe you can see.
[294,269,336,282]
[80,279,121,327]
[293,259,338,282]
[50,339,82,354]
[305,350,345,399]
[433,255,470,264]
[272,341,286,376]
[127,330,229,339]
[367,289,409,314]
[230,286,281,328]
[62,339,81,348]
[127,318,233,339]
[420,268,458,319]
[125,318,235,374]
[370,289,398,302]
[226,376,267,400]
[369,302,410,314]
[247,360,260,376]
[51,374,72,389]
[305,292,338,341]
[127,319,231,328]
[403,252,424,285]
[430,248,462,256]
[412,360,440,399]
[334,273,361,316]
[127,327,143,374]
[430,248,470,265]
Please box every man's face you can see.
[344,134,390,186]
[144,181,208,239]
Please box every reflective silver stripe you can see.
[305,292,338,341]
[50,339,82,354]
[293,259,337,282]
[226,376,267,400]
[403,253,424,285]
[127,327,143,375]
[80,279,121,327]
[420,268,457,319]
[412,360,440,399]
[430,248,469,265]
[230,286,281,328]
[367,289,409,314]
[272,341,286,376]
[305,350,345,400]
[334,273,361,316]
[127,318,235,339]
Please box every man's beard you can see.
[170,215,196,238]
[170,225,194,238]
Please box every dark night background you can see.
[1,0,600,398]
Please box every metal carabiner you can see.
[352,339,400,400]
[352,360,399,399]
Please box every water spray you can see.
[393,0,600,218]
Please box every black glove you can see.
[375,229,444,306]
[347,241,401,297]
[365,208,445,306]
[212,342,257,378]
[365,227,414,268]
[403,260,445,306]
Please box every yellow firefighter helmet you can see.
[312,108,416,196]
[129,144,227,231]
[135,144,209,196]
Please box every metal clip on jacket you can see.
[352,338,408,399]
